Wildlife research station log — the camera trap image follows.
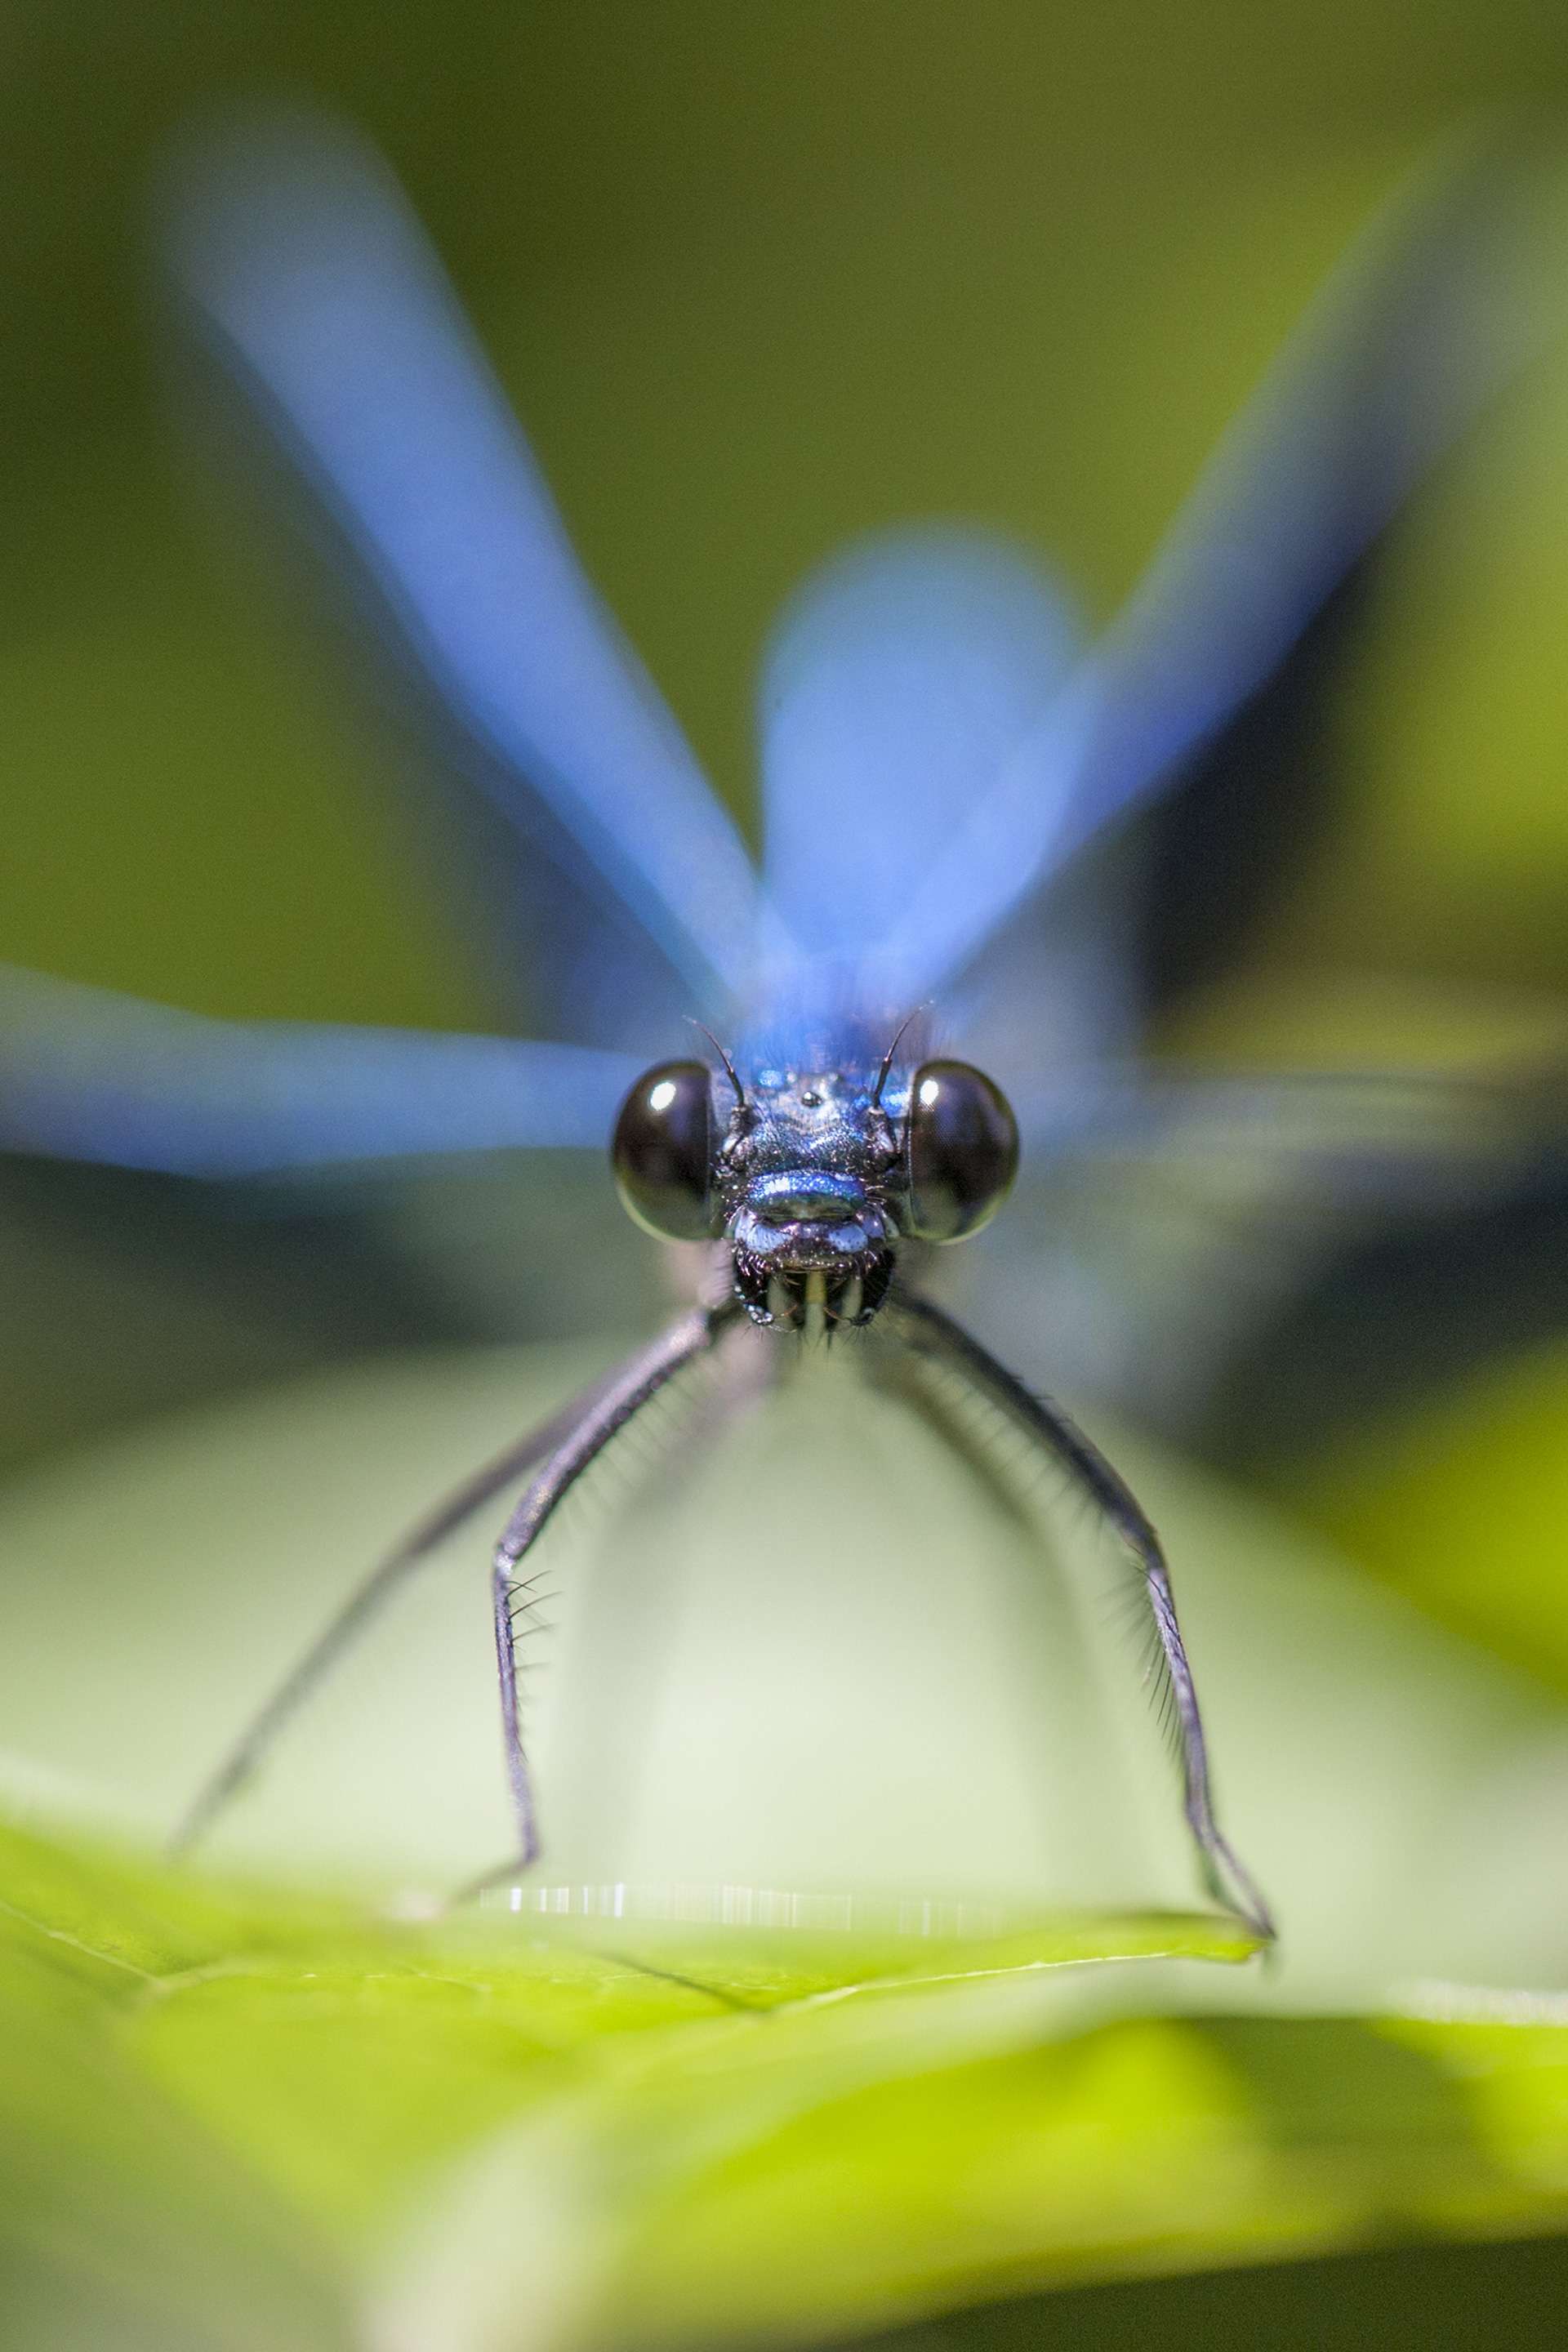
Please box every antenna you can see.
[870,1008,924,1110]
[687,1018,746,1109]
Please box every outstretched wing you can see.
[755,527,1141,1077]
[161,108,772,1043]
[759,527,1081,972]
[0,966,661,1474]
[0,965,639,1178]
[964,1053,1568,1459]
[853,144,1552,1004]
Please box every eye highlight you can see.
[612,1060,715,1241]
[905,1059,1018,1241]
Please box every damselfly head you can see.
[610,1049,1019,1332]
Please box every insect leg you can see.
[171,1364,632,1856]
[891,1290,1275,1942]
[470,1298,743,1895]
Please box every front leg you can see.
[892,1291,1275,1942]
[484,1298,743,1879]
[172,1361,637,1860]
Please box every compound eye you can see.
[612,1061,715,1241]
[906,1059,1019,1241]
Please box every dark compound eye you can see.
[906,1059,1019,1242]
[612,1060,715,1241]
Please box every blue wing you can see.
[754,528,1148,1087]
[858,145,1552,1001]
[0,967,639,1178]
[967,1055,1568,1449]
[161,109,772,1036]
[1013,1064,1559,1193]
[760,528,1080,977]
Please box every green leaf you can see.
[0,1814,1254,2212]
[0,1841,351,2352]
[7,1812,1568,2352]
[375,1999,1568,2352]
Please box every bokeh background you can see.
[12,3,1568,2348]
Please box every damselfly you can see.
[2,118,1557,1941]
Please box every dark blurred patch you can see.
[1195,1156,1568,1471]
[844,2229,1568,2352]
[0,1147,653,1477]
[0,1156,459,1472]
[1134,559,1370,1009]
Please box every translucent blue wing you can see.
[0,967,639,1178]
[863,145,1551,1000]
[1013,1063,1561,1199]
[755,528,1151,1090]
[161,110,769,1029]
[759,528,1080,982]
[1194,1143,1568,1468]
[959,1056,1568,1452]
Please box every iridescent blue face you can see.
[612,1050,1019,1331]
[717,1066,902,1330]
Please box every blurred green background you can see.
[9,0,1568,1031]
[13,4,1568,2349]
